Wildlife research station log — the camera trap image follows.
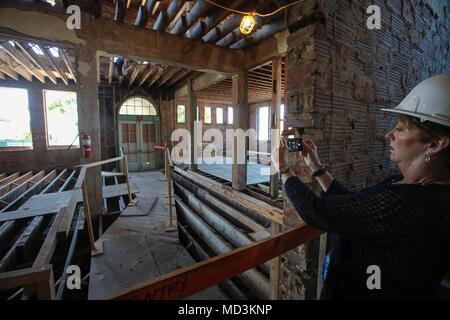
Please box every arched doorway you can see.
[117,97,160,171]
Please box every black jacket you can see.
[284,175,450,299]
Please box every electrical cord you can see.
[204,0,306,17]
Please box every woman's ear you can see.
[428,136,450,154]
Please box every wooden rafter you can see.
[0,41,45,83]
[155,66,179,87]
[138,66,156,86]
[115,0,126,23]
[108,57,114,85]
[169,1,198,34]
[147,67,164,87]
[14,41,57,85]
[0,60,19,80]
[164,69,189,88]
[135,0,157,27]
[42,46,68,85]
[59,48,77,84]
[129,64,144,86]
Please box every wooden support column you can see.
[232,70,248,191]
[269,221,282,299]
[76,45,103,219]
[188,79,198,170]
[270,57,282,198]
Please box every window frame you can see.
[0,87,33,151]
[204,106,212,124]
[216,107,223,124]
[43,89,80,149]
[176,104,186,124]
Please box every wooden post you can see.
[165,164,177,232]
[232,69,249,191]
[188,79,198,170]
[270,57,282,199]
[81,181,96,251]
[164,143,169,180]
[122,154,134,205]
[269,221,282,299]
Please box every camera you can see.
[286,138,303,152]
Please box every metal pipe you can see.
[178,223,247,300]
[175,196,269,299]
[176,183,270,274]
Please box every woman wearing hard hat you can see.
[277,73,450,299]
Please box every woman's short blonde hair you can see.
[398,114,450,167]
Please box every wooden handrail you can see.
[101,223,323,300]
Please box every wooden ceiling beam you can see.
[166,1,193,32]
[155,66,179,87]
[187,0,247,40]
[108,57,114,84]
[0,60,19,81]
[148,67,164,87]
[0,41,45,83]
[14,41,57,85]
[154,0,182,31]
[115,0,126,23]
[202,0,274,44]
[138,65,156,86]
[59,48,76,83]
[164,69,189,88]
[42,45,68,85]
[231,18,287,50]
[170,0,211,35]
[135,0,157,26]
[129,64,144,86]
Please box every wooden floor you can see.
[88,171,227,300]
[197,156,270,184]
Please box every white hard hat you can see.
[381,73,450,127]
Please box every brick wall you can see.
[282,0,450,299]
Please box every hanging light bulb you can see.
[240,13,256,34]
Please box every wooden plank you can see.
[101,223,322,300]
[269,221,282,299]
[33,208,65,267]
[56,167,86,238]
[0,172,20,187]
[0,172,32,196]
[0,170,45,210]
[14,41,57,85]
[88,235,162,300]
[2,170,57,212]
[0,182,138,223]
[0,265,52,290]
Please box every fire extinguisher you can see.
[81,134,92,158]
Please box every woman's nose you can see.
[385,129,394,140]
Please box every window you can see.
[119,97,157,116]
[216,108,223,124]
[257,106,269,141]
[44,90,79,147]
[228,107,233,124]
[280,104,285,136]
[204,107,212,124]
[176,105,186,123]
[196,106,199,122]
[0,87,32,148]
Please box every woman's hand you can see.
[299,139,322,172]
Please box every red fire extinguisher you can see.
[81,134,92,158]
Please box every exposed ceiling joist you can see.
[0,41,45,83]
[42,45,68,85]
